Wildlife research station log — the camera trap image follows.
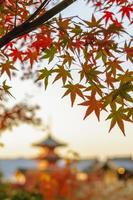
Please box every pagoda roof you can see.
[107,157,133,172]
[33,134,67,148]
[71,158,99,173]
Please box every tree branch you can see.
[24,0,51,24]
[0,0,77,49]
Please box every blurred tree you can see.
[0,102,42,132]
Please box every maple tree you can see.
[0,0,132,134]
[0,102,42,132]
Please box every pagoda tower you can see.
[33,128,66,168]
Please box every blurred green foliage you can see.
[0,184,43,200]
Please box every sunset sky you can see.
[0,0,132,160]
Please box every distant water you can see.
[0,159,98,181]
[0,159,38,181]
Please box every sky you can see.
[0,0,132,160]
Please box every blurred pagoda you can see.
[32,126,67,168]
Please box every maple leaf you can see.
[117,70,133,83]
[112,19,122,28]
[79,95,103,121]
[43,46,57,63]
[79,63,93,82]
[94,1,102,8]
[9,48,24,62]
[79,64,101,84]
[62,82,85,106]
[72,39,85,53]
[95,39,115,62]
[125,107,133,121]
[106,106,128,135]
[2,80,14,98]
[119,5,133,20]
[71,24,82,36]
[84,15,102,28]
[36,68,53,89]
[102,23,124,38]
[105,72,117,88]
[112,82,133,103]
[5,15,13,25]
[0,61,17,79]
[61,52,74,67]
[57,17,70,31]
[32,35,52,52]
[24,49,38,66]
[124,42,133,63]
[53,65,72,84]
[102,11,115,24]
[105,58,124,77]
[84,82,104,98]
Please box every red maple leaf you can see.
[72,39,85,52]
[79,95,103,121]
[32,35,52,52]
[103,11,115,24]
[112,19,122,27]
[119,4,133,20]
[95,1,102,8]
[24,49,38,66]
[9,48,24,62]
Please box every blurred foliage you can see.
[0,102,43,133]
[12,190,43,200]
[0,183,43,200]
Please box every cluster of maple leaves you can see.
[0,0,132,134]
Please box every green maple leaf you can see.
[106,106,128,135]
[36,68,53,89]
[2,80,15,98]
[62,82,85,106]
[53,65,72,85]
[112,82,133,103]
[43,46,57,63]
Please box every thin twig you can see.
[24,0,51,24]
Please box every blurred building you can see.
[100,156,133,183]
[32,133,67,169]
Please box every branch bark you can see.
[0,0,77,49]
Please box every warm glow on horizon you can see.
[0,125,45,159]
[0,107,132,160]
